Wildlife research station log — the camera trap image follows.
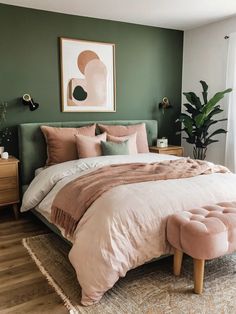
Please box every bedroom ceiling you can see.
[1,0,236,30]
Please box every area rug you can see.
[22,233,236,314]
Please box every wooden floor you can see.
[0,207,68,314]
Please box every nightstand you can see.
[149,145,184,157]
[0,157,20,219]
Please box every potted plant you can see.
[177,81,232,160]
[0,102,11,154]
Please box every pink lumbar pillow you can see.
[98,123,149,153]
[75,132,107,158]
[41,124,96,166]
[107,133,138,154]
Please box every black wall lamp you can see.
[22,94,39,111]
[159,97,172,110]
[159,97,172,114]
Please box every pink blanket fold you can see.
[51,158,229,237]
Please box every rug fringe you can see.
[22,238,78,314]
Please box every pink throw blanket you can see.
[51,158,228,237]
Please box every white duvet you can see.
[21,153,236,305]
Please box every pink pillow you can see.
[41,124,96,166]
[75,132,107,158]
[107,133,138,154]
[98,123,149,153]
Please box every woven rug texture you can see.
[23,233,236,314]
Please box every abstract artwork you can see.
[60,37,116,112]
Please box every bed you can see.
[18,120,157,240]
[19,120,236,306]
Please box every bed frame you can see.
[18,120,157,240]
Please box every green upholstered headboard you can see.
[18,120,157,191]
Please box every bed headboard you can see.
[18,120,157,191]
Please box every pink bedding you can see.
[51,158,228,237]
[20,154,236,306]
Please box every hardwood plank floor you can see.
[0,207,68,314]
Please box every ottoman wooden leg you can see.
[193,259,205,294]
[173,248,183,276]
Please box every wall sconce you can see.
[22,94,39,111]
[159,97,172,111]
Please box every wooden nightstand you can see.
[149,145,184,157]
[0,157,20,219]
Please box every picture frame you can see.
[60,37,116,112]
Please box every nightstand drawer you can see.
[163,149,183,156]
[0,177,17,190]
[0,188,19,204]
[174,150,184,157]
[0,164,17,178]
[149,146,184,157]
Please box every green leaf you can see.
[183,92,202,109]
[202,118,227,132]
[194,113,205,128]
[202,88,232,116]
[200,80,208,92]
[209,118,227,124]
[200,80,208,104]
[183,103,198,116]
[194,89,231,127]
[208,107,223,119]
[204,119,217,128]
[207,128,227,139]
[202,120,217,136]
[178,113,194,134]
[204,139,219,146]
[181,124,195,142]
[184,136,195,144]
[177,113,192,122]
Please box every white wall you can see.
[182,15,236,164]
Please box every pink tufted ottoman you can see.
[167,201,236,294]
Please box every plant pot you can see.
[193,146,207,160]
[0,146,4,155]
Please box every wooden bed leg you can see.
[193,258,205,294]
[173,248,183,276]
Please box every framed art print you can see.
[60,37,116,112]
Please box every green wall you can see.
[0,4,183,156]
